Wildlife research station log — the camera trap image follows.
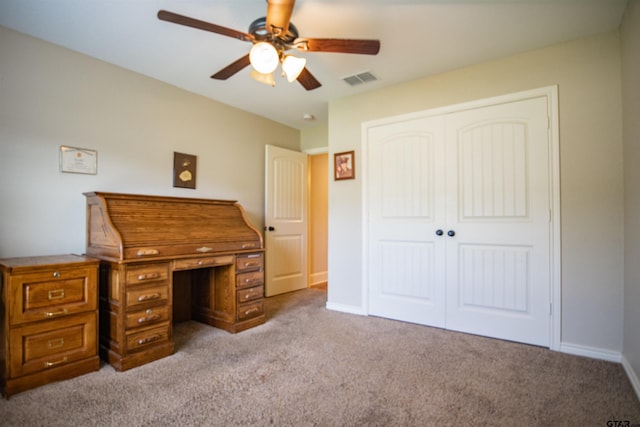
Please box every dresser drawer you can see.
[237,301,264,321]
[126,323,170,352]
[9,267,97,326]
[235,253,263,272]
[125,284,169,310]
[125,306,170,329]
[125,263,169,286]
[237,286,264,304]
[236,271,264,289]
[9,312,97,377]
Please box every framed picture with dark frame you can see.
[173,152,197,189]
[334,150,355,180]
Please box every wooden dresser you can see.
[84,192,266,371]
[0,254,100,398]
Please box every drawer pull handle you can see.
[48,289,65,300]
[52,271,61,278]
[137,293,161,302]
[138,314,161,324]
[243,262,259,268]
[137,335,161,346]
[44,356,68,368]
[137,249,160,256]
[137,272,160,281]
[44,309,68,318]
[244,307,260,316]
[241,243,256,248]
[48,338,65,349]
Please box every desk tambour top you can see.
[84,192,264,262]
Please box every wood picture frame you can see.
[334,150,355,180]
[173,152,197,189]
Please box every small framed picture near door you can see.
[334,150,355,180]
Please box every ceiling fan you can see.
[157,0,380,90]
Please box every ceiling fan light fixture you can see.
[250,70,276,87]
[249,42,279,74]
[282,55,306,83]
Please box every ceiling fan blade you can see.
[297,67,322,91]
[158,10,254,42]
[211,54,251,80]
[266,0,295,36]
[296,38,380,55]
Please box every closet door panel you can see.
[445,96,551,346]
[367,116,446,327]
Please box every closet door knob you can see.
[447,230,456,237]
[435,229,444,236]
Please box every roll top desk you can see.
[84,192,266,371]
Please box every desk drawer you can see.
[236,271,264,290]
[237,301,263,321]
[125,306,170,329]
[235,253,263,272]
[126,323,170,352]
[9,267,97,325]
[125,284,169,310]
[173,255,234,271]
[237,286,263,304]
[9,312,97,376]
[125,263,169,286]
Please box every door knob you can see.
[435,229,443,236]
[268,226,275,231]
[447,230,455,237]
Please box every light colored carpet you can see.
[2,287,639,426]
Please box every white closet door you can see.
[444,96,551,346]
[366,95,552,347]
[367,115,446,327]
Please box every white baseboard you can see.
[325,301,367,316]
[559,342,622,363]
[309,271,327,286]
[622,355,640,402]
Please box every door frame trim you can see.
[361,85,561,350]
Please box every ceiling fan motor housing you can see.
[249,17,299,44]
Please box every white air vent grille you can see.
[343,71,378,86]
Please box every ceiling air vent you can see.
[342,71,378,87]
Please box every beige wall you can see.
[0,26,300,258]
[301,124,328,153]
[621,0,640,395]
[327,31,626,355]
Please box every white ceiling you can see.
[0,0,628,130]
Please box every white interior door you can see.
[444,96,551,346]
[366,95,552,347]
[264,145,308,296]
[367,115,447,327]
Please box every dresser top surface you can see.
[0,254,99,272]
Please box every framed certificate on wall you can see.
[59,146,98,175]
